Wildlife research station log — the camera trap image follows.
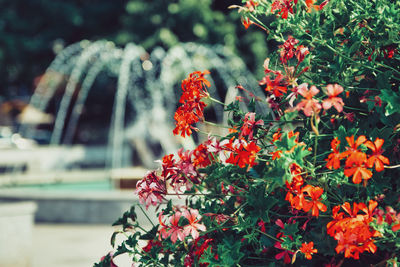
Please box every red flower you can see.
[279,36,299,63]
[240,112,264,140]
[271,0,296,19]
[179,70,210,103]
[241,17,253,29]
[260,73,288,97]
[382,44,398,59]
[300,241,317,259]
[364,138,390,172]
[173,71,210,137]
[322,84,345,113]
[193,143,213,168]
[274,241,294,264]
[225,138,261,169]
[272,150,282,160]
[295,45,309,63]
[142,239,162,253]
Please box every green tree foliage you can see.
[0,0,267,98]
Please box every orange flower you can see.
[285,163,304,203]
[272,128,282,143]
[179,70,210,103]
[343,151,372,184]
[300,242,317,260]
[341,135,367,158]
[241,17,253,29]
[326,137,342,169]
[271,150,282,160]
[364,138,389,172]
[302,185,327,217]
[326,200,380,259]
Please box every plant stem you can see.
[204,120,231,129]
[384,164,400,169]
[254,229,281,243]
[208,96,226,106]
[137,204,156,228]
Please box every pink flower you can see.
[240,112,264,140]
[295,83,322,116]
[158,207,206,243]
[136,171,166,209]
[183,208,206,240]
[322,84,344,112]
[167,211,186,243]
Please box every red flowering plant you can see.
[96,0,400,266]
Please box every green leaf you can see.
[380,89,400,116]
[139,225,159,240]
[112,205,137,229]
[110,231,119,248]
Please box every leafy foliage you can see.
[95,0,400,266]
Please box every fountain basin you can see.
[0,187,137,224]
[0,201,37,267]
[0,185,182,225]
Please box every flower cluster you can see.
[224,137,261,170]
[173,70,211,137]
[327,200,380,259]
[159,207,206,243]
[98,1,400,266]
[285,163,327,217]
[325,135,390,184]
[295,83,344,117]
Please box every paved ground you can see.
[32,224,132,267]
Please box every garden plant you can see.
[96,0,400,266]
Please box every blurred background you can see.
[0,0,268,266]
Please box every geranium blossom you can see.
[274,241,294,264]
[240,112,264,140]
[294,45,309,63]
[327,200,380,259]
[259,73,288,97]
[158,208,206,244]
[136,171,166,209]
[300,242,317,259]
[183,208,207,240]
[343,151,372,184]
[279,36,299,63]
[302,185,327,217]
[295,83,322,116]
[322,84,345,112]
[326,137,342,169]
[364,138,389,172]
[224,138,261,169]
[173,71,210,137]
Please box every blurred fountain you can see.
[13,40,267,184]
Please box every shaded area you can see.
[0,0,268,99]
